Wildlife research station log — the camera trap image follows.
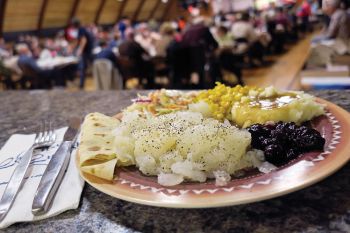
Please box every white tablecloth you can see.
[37,56,78,69]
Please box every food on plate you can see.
[78,84,326,186]
[79,112,121,180]
[129,83,325,128]
[247,122,325,165]
[194,83,325,128]
[79,111,267,186]
[126,89,196,115]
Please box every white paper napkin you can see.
[0,127,84,229]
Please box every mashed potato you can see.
[113,111,256,186]
[231,92,325,128]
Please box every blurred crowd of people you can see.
[1,0,349,90]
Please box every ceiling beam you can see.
[149,0,161,20]
[95,0,107,24]
[68,0,81,25]
[162,0,174,21]
[116,0,128,22]
[0,0,7,36]
[37,0,49,34]
[132,0,146,22]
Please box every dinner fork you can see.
[0,121,56,223]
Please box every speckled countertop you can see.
[0,90,350,233]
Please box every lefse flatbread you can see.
[79,112,120,180]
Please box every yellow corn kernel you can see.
[221,94,231,101]
[222,101,230,108]
[216,113,224,119]
[234,93,242,101]
[218,106,225,112]
[241,96,250,103]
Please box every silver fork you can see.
[0,121,56,223]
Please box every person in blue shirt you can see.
[71,18,94,89]
[117,16,130,40]
[108,31,122,50]
[95,40,119,69]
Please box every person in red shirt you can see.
[177,16,187,32]
[297,0,312,32]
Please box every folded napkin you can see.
[0,128,84,229]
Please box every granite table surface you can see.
[0,90,350,233]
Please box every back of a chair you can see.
[18,62,38,79]
[0,60,11,77]
[235,38,249,44]
[0,60,12,89]
[17,61,41,88]
[167,45,191,87]
[117,56,137,79]
[93,59,123,90]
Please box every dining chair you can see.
[92,59,123,90]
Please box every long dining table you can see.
[0,89,350,233]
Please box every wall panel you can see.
[166,1,181,20]
[75,0,101,25]
[42,0,74,28]
[137,0,158,21]
[3,0,43,32]
[153,1,167,20]
[2,0,184,33]
[98,0,123,24]
[122,0,140,19]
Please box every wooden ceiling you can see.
[0,0,180,35]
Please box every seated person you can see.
[231,12,258,45]
[307,0,350,66]
[313,0,350,42]
[38,42,52,60]
[181,17,218,88]
[0,37,9,58]
[215,26,235,48]
[134,23,155,56]
[154,23,175,58]
[275,7,290,32]
[212,26,243,86]
[119,30,148,61]
[118,29,155,88]
[108,31,122,50]
[182,17,218,52]
[16,44,57,88]
[0,37,6,50]
[95,40,119,69]
[1,53,24,89]
[232,12,265,65]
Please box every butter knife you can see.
[32,119,80,215]
[0,146,35,222]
